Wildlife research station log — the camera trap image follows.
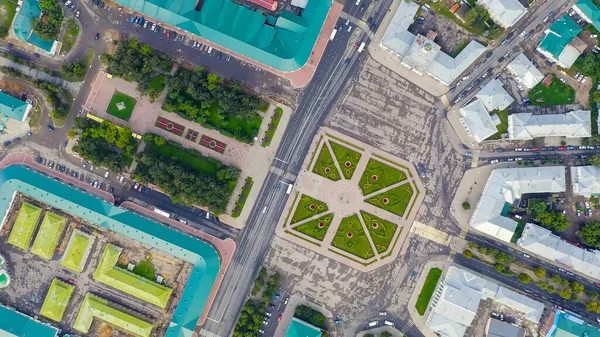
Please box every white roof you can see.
[470,167,567,242]
[480,0,526,27]
[518,223,600,281]
[571,166,600,198]
[508,110,591,140]
[380,1,485,85]
[427,41,487,85]
[476,79,514,111]
[506,53,544,89]
[381,0,420,57]
[427,266,544,337]
[460,99,499,142]
[290,0,308,8]
[558,45,582,68]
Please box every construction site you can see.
[0,192,193,337]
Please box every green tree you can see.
[550,274,562,284]
[588,154,600,167]
[462,201,471,210]
[575,53,600,76]
[518,273,532,284]
[466,5,490,28]
[487,24,503,39]
[559,287,573,300]
[547,285,556,293]
[463,249,473,258]
[534,267,546,278]
[572,282,585,294]
[31,0,63,41]
[537,280,549,290]
[579,222,600,247]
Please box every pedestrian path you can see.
[409,221,452,246]
[339,12,374,39]
[0,55,82,95]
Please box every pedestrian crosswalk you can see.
[339,12,374,39]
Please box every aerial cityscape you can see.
[2,0,600,336]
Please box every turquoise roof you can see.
[0,92,29,122]
[538,15,581,59]
[576,0,600,31]
[0,304,58,337]
[12,0,55,52]
[285,318,322,337]
[550,312,600,337]
[0,166,221,337]
[114,0,331,71]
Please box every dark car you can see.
[473,79,481,86]
[99,1,105,8]
[34,53,40,58]
[496,148,504,153]
[506,32,514,39]
[13,137,20,143]
[461,143,470,150]
[567,146,576,150]
[216,52,222,59]
[498,56,505,62]
[63,140,68,147]
[95,33,100,40]
[7,43,13,48]
[3,141,10,147]
[486,51,493,58]
[344,58,351,64]
[47,125,54,131]
[109,186,114,194]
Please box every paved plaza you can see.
[276,128,425,271]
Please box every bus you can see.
[357,42,366,53]
[153,208,170,218]
[286,184,293,194]
[330,29,337,41]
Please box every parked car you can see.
[95,33,100,40]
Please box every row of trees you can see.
[134,152,239,213]
[234,270,281,337]
[294,305,326,330]
[71,118,137,172]
[32,0,64,41]
[530,200,569,232]
[465,5,503,39]
[103,38,172,95]
[61,60,87,80]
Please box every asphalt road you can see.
[448,0,574,106]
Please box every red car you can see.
[65,278,75,285]
[166,30,171,38]
[558,146,567,151]
[531,147,540,151]
[278,314,282,322]
[138,185,143,192]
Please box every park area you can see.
[0,0,16,38]
[528,76,576,106]
[0,193,192,336]
[107,91,137,121]
[278,130,424,270]
[415,268,443,315]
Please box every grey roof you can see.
[518,223,600,281]
[470,167,566,242]
[571,166,600,198]
[493,287,544,323]
[487,318,526,337]
[380,0,485,85]
[476,79,514,111]
[508,110,592,140]
[480,0,526,27]
[460,99,498,143]
[506,53,544,89]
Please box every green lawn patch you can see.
[294,305,326,329]
[360,211,398,254]
[528,75,575,106]
[415,268,442,315]
[60,18,79,55]
[511,221,526,243]
[82,48,95,66]
[429,1,484,35]
[232,177,253,218]
[312,143,341,181]
[329,141,362,179]
[0,0,16,34]
[147,142,218,174]
[293,214,334,241]
[359,159,407,196]
[148,74,166,101]
[292,195,329,224]
[261,107,283,147]
[107,91,137,121]
[366,183,414,217]
[452,38,470,57]
[258,101,270,112]
[331,214,374,260]
[132,256,156,280]
[486,109,508,140]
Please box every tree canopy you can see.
[530,200,569,232]
[62,60,86,80]
[579,222,600,248]
[31,0,63,41]
[466,6,490,29]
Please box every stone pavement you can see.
[275,127,425,272]
[83,70,293,228]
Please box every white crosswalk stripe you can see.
[339,12,374,39]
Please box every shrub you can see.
[463,249,473,258]
[462,201,471,210]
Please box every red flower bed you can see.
[155,117,185,136]
[200,135,227,154]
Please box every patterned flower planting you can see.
[332,214,374,259]
[360,211,398,254]
[200,135,227,154]
[312,144,340,181]
[366,183,414,217]
[329,141,362,179]
[359,159,407,196]
[292,214,334,241]
[291,195,329,224]
[155,117,184,136]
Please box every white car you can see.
[523,253,530,258]
[133,182,139,190]
[559,77,566,83]
[265,312,272,317]
[75,10,80,17]
[582,76,588,84]
[592,34,598,38]
[104,171,109,178]
[119,176,125,183]
[378,311,387,316]
[151,23,156,30]
[262,320,269,325]
[490,159,499,164]
[179,218,187,224]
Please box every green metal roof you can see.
[0,304,58,337]
[40,279,75,322]
[539,15,581,59]
[114,0,331,71]
[11,0,55,52]
[60,229,93,273]
[0,270,9,289]
[0,166,221,337]
[73,293,153,337]
[576,0,600,31]
[551,312,600,337]
[7,202,41,250]
[0,92,30,123]
[285,318,322,337]
[94,243,173,308]
[30,212,67,260]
